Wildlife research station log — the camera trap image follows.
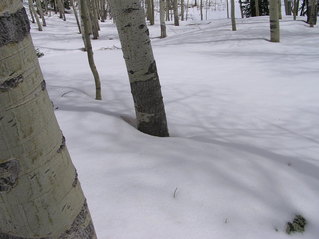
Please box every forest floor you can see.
[30,7,319,239]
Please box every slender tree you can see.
[173,0,180,25]
[0,1,97,238]
[28,0,43,31]
[181,0,185,20]
[255,0,260,16]
[80,0,102,100]
[109,0,169,137]
[36,0,47,26]
[269,0,280,42]
[160,0,167,38]
[231,0,236,30]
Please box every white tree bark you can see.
[0,1,97,238]
[80,0,102,100]
[109,0,169,137]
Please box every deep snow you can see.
[28,5,319,239]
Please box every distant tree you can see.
[0,1,97,238]
[80,0,102,100]
[160,0,167,37]
[231,0,237,30]
[173,0,180,25]
[307,0,318,26]
[269,0,280,42]
[109,0,169,137]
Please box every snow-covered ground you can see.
[29,7,319,239]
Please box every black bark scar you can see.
[0,8,30,47]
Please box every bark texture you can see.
[0,1,97,238]
[109,0,169,137]
[269,0,280,42]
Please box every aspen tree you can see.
[231,0,236,30]
[226,0,230,18]
[166,0,171,21]
[173,0,179,25]
[269,0,280,42]
[36,0,47,26]
[109,0,169,137]
[255,0,260,16]
[181,0,185,20]
[0,1,97,238]
[308,0,317,26]
[293,0,298,20]
[160,0,167,38]
[200,0,203,20]
[80,0,102,100]
[71,0,82,33]
[28,0,42,31]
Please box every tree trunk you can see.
[0,1,97,238]
[231,0,236,30]
[166,0,170,21]
[284,0,292,14]
[181,0,185,20]
[57,0,66,20]
[226,0,230,18]
[293,0,298,19]
[269,0,280,42]
[71,0,82,33]
[36,0,47,26]
[28,0,36,23]
[109,0,169,137]
[200,0,203,20]
[160,0,167,38]
[80,0,102,100]
[173,0,179,25]
[308,0,317,26]
[255,0,260,16]
[28,0,43,31]
[186,0,190,20]
[278,0,282,19]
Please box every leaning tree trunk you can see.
[28,0,43,31]
[269,0,280,42]
[231,0,236,30]
[109,0,169,137]
[36,0,47,26]
[71,0,82,33]
[80,0,102,100]
[0,1,97,238]
[160,0,167,38]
